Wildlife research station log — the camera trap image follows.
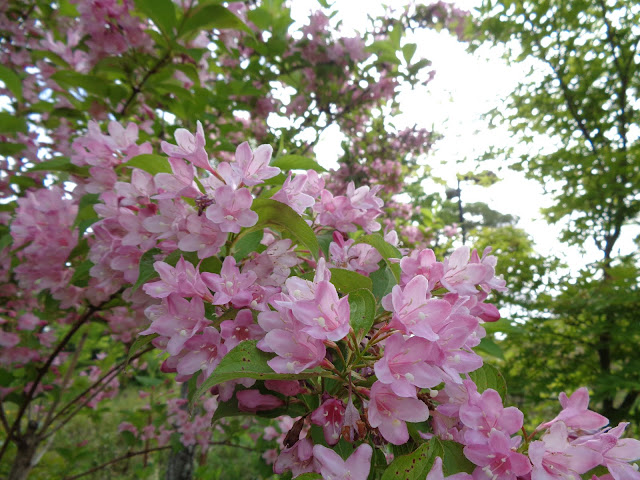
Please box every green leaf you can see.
[437,439,475,475]
[126,334,158,368]
[0,142,25,156]
[251,199,320,260]
[402,43,417,64]
[348,288,376,337]
[0,65,22,100]
[135,0,177,36]
[28,157,88,176]
[294,474,322,480]
[468,363,507,399]
[271,154,327,173]
[190,340,328,411]
[0,112,27,134]
[122,154,172,175]
[181,4,253,36]
[370,265,397,301]
[70,260,93,287]
[354,234,402,282]
[131,248,162,292]
[381,441,442,480]
[211,394,308,421]
[0,233,12,251]
[135,375,164,387]
[232,229,264,261]
[329,268,373,294]
[476,337,504,359]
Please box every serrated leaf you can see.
[354,234,401,282]
[468,363,507,399]
[190,340,329,411]
[0,65,22,100]
[181,4,253,36]
[122,154,172,175]
[271,154,327,173]
[348,288,376,338]
[126,333,158,368]
[381,441,442,480]
[131,248,162,292]
[251,199,320,260]
[329,268,373,294]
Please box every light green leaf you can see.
[126,334,158,368]
[354,234,402,282]
[402,43,417,63]
[468,363,507,399]
[437,439,475,475]
[181,4,253,36]
[232,229,264,261]
[476,337,504,360]
[28,157,89,176]
[190,340,329,411]
[348,288,376,337]
[251,199,320,260]
[381,441,443,480]
[0,65,22,100]
[329,268,373,294]
[122,154,172,175]
[135,0,177,36]
[0,112,27,134]
[271,154,327,173]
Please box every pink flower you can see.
[427,457,472,480]
[441,246,493,296]
[312,443,373,480]
[291,281,351,341]
[176,327,227,378]
[367,381,430,445]
[143,256,210,300]
[205,185,258,233]
[236,389,284,412]
[311,398,346,446]
[538,387,609,432]
[264,380,302,396]
[220,309,264,350]
[464,430,532,480]
[271,173,316,214]
[374,333,447,397]
[529,422,602,480]
[161,121,212,173]
[231,142,280,186]
[399,248,444,288]
[202,256,257,307]
[274,438,314,477]
[383,275,451,341]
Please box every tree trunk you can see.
[8,421,39,480]
[165,383,195,480]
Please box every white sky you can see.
[291,0,639,273]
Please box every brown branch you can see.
[62,446,171,480]
[0,296,114,463]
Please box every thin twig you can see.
[62,446,171,480]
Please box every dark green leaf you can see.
[131,248,162,292]
[28,157,88,176]
[232,229,264,261]
[0,112,27,134]
[476,337,504,360]
[437,439,475,475]
[70,260,93,287]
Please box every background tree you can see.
[471,0,640,430]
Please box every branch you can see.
[62,446,171,480]
[118,51,173,118]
